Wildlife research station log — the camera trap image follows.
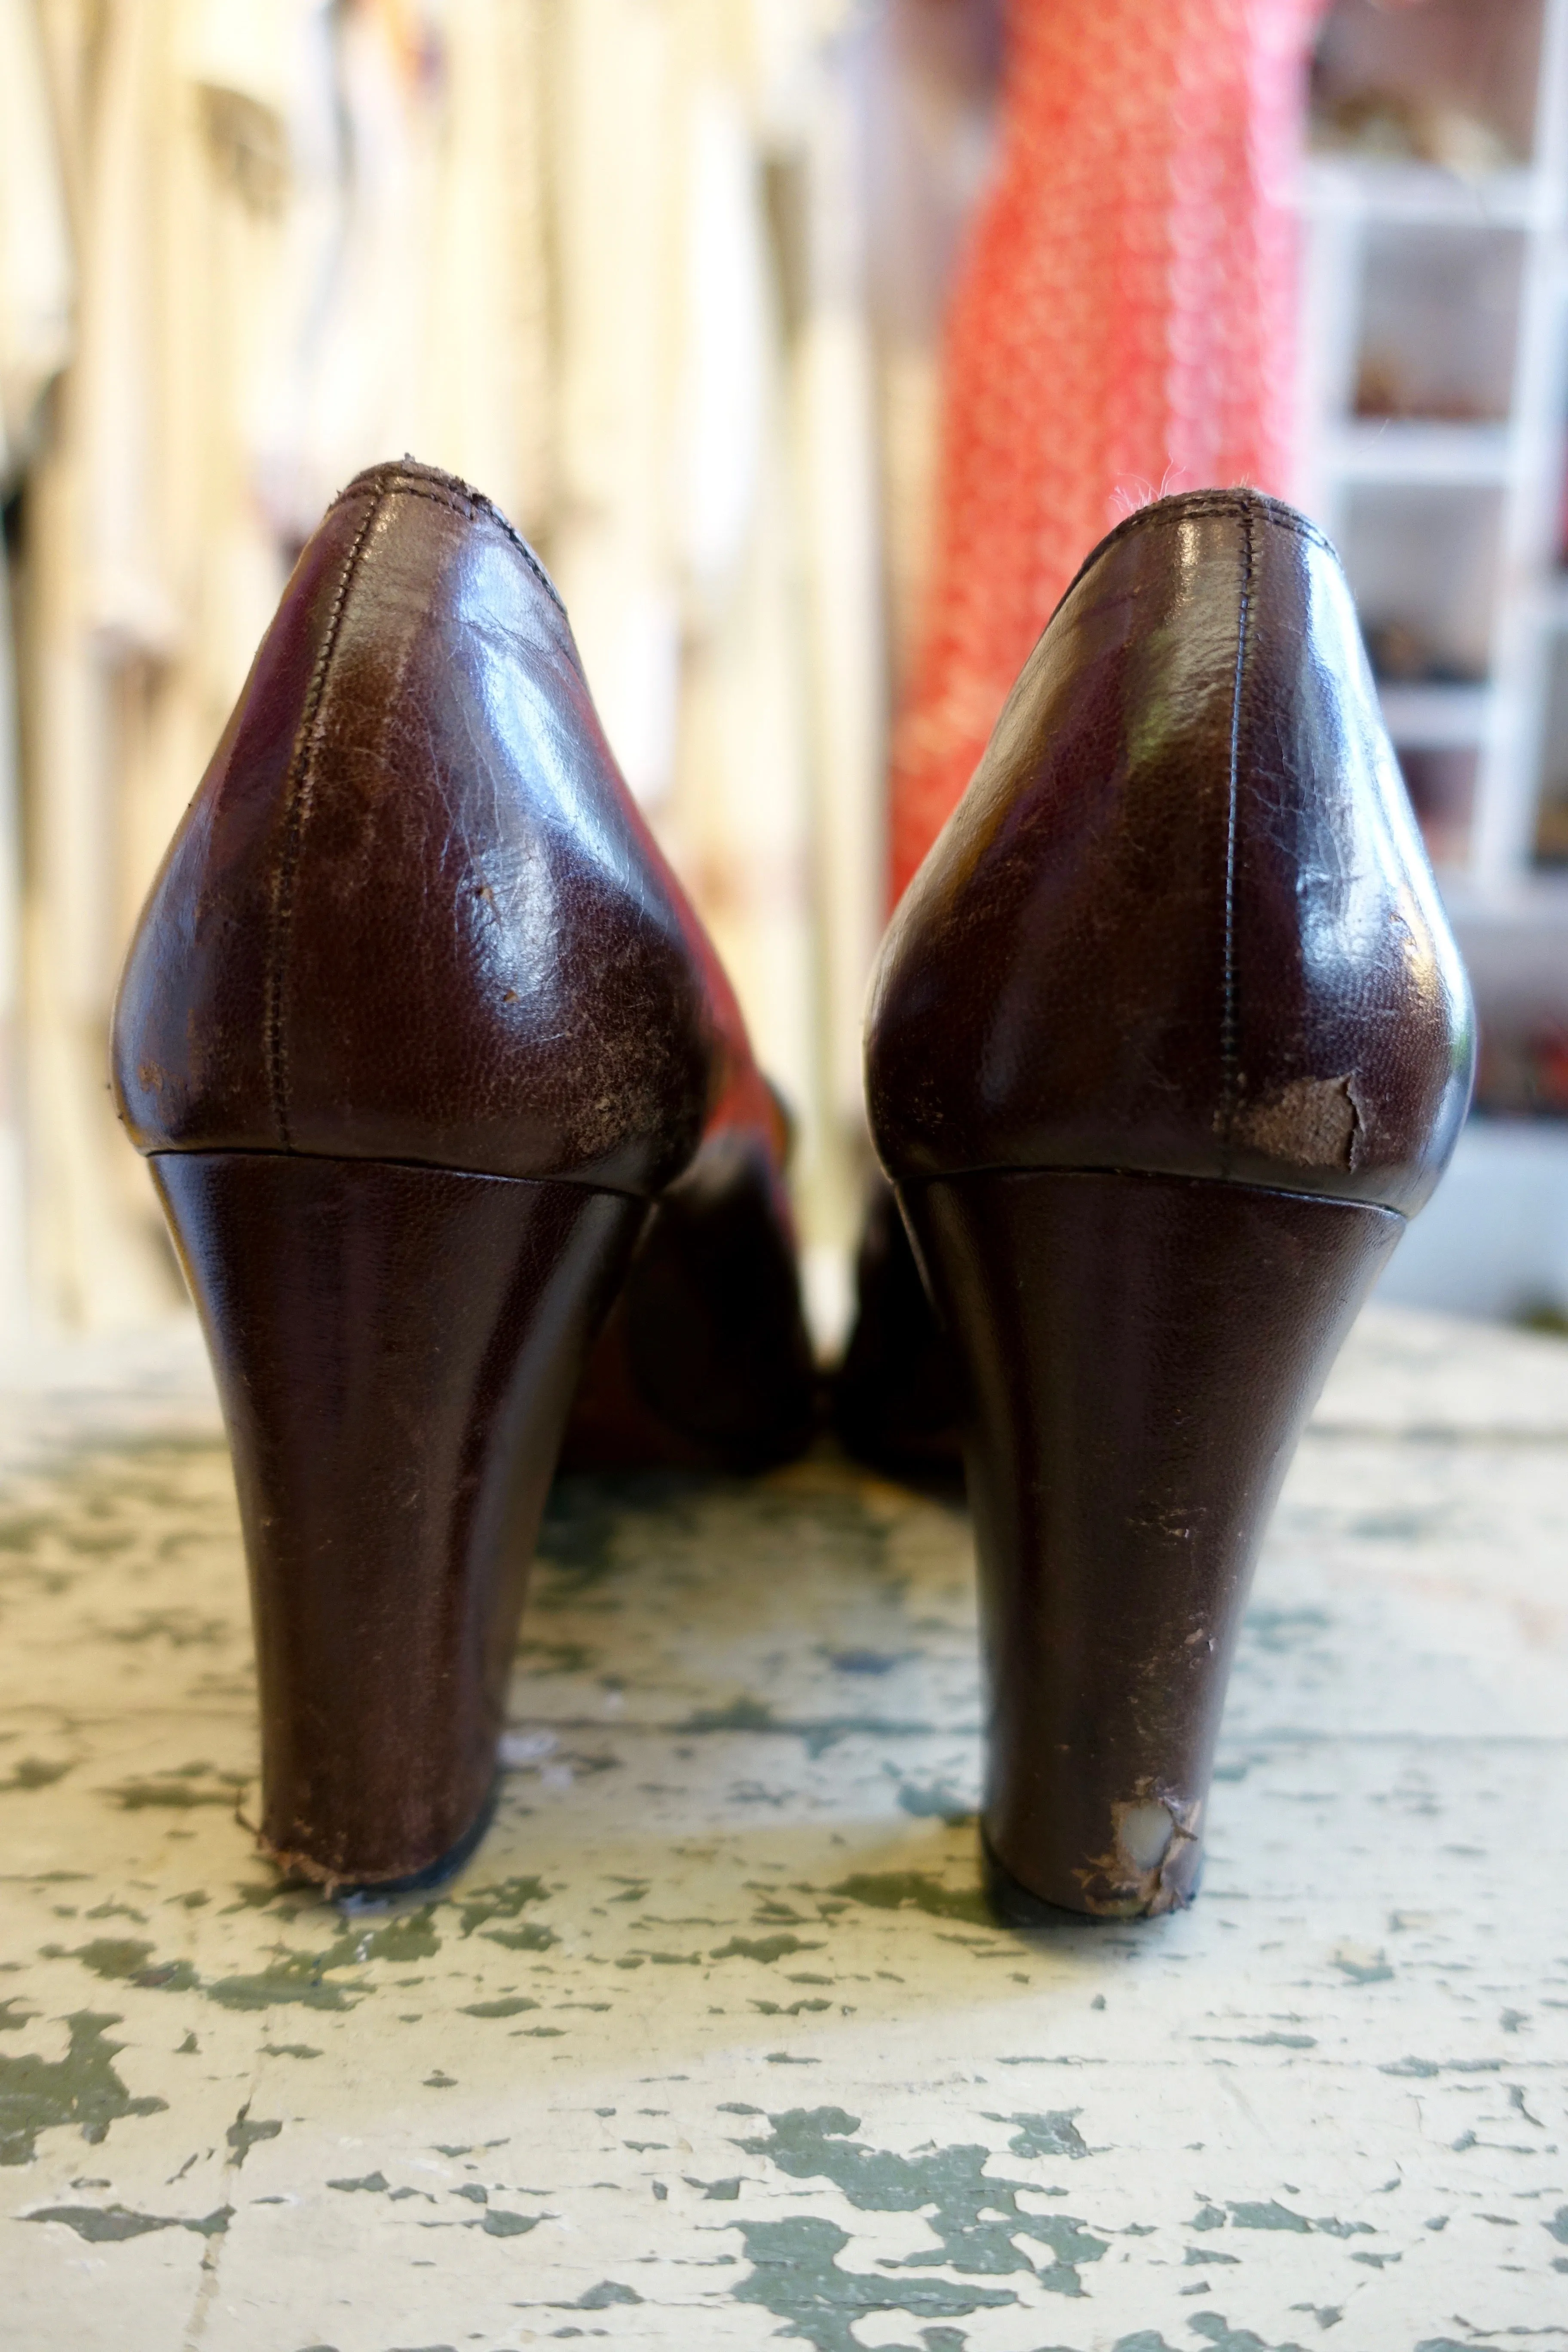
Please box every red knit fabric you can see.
[888,0,1329,900]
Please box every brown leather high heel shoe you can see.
[866,488,1474,1922]
[112,457,807,1895]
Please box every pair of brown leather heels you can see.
[112,461,1473,1920]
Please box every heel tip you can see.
[274,1779,499,1905]
[982,1834,1101,1929]
[982,1828,1204,1928]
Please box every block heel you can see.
[153,1149,643,1892]
[901,1165,1402,1918]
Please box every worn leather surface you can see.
[907,1165,1400,1917]
[867,489,1475,1214]
[113,458,744,1195]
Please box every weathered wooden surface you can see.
[1,1306,1565,2352]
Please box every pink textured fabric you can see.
[889,0,1329,899]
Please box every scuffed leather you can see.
[867,490,1475,1217]
[113,459,726,1196]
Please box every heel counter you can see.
[112,487,386,1154]
[115,465,720,1191]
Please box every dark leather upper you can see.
[867,489,1475,1216]
[113,459,730,1195]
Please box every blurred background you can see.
[2,0,1566,1354]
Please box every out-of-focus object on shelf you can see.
[1311,0,1542,168]
[1300,0,1568,1322]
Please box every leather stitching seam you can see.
[1046,488,1325,638]
[1220,500,1256,1166]
[264,490,387,1149]
[328,473,564,610]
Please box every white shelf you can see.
[1379,681,1492,744]
[1298,0,1568,938]
[1303,154,1543,228]
[1531,573,1568,626]
[1326,420,1513,483]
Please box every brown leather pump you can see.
[867,488,1474,1924]
[112,458,812,1895]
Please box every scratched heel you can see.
[901,1166,1401,1920]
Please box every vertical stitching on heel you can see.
[264,492,386,1148]
[1220,503,1255,1166]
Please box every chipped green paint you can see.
[535,1470,701,1586]
[227,2104,282,2165]
[1331,1951,1394,1986]
[1113,2327,1311,2352]
[827,1872,991,1928]
[346,1909,442,1966]
[203,1950,362,2013]
[1189,2320,1308,2352]
[1241,1606,1332,1652]
[515,1639,597,1675]
[103,1608,230,1648]
[24,2202,231,2241]
[451,1877,555,1953]
[0,2012,168,2164]
[50,1938,199,1994]
[737,2108,1108,2294]
[678,1696,778,1734]
[733,2214,1017,2352]
[105,1763,247,1810]
[894,1782,973,1824]
[1228,2200,1311,2233]
[478,1922,556,1952]
[193,1911,440,2012]
[709,1934,825,1963]
[472,2208,541,2236]
[1002,2112,1090,2160]
[0,1757,73,1791]
[459,1998,539,2019]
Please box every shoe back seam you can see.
[264,487,387,1149]
[1219,501,1256,1168]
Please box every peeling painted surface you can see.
[0,1306,1566,2349]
